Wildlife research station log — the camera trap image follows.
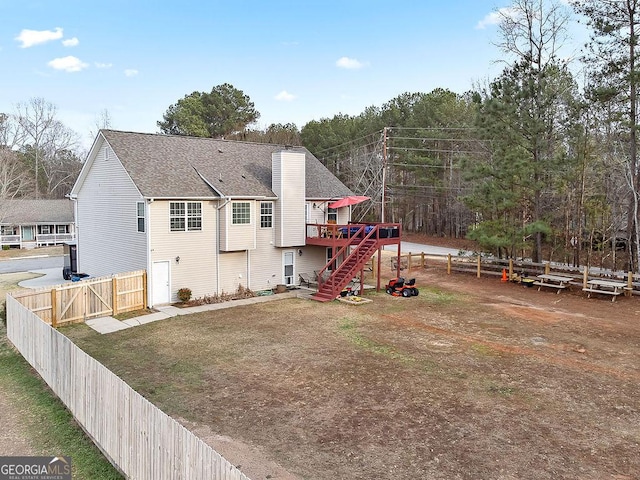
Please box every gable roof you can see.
[0,199,74,225]
[97,130,353,199]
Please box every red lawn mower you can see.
[385,277,419,297]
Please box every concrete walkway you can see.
[85,290,307,334]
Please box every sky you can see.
[1,0,584,149]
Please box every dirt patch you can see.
[64,262,640,480]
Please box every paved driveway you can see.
[0,256,66,289]
[383,241,462,256]
[0,255,63,274]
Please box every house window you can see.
[56,225,68,234]
[328,208,338,223]
[1,226,16,236]
[232,202,251,225]
[137,202,145,233]
[260,202,273,228]
[170,201,202,231]
[40,225,51,234]
[187,202,202,230]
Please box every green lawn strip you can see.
[338,316,413,362]
[0,328,123,479]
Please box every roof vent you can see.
[218,148,223,153]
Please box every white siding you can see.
[219,201,256,251]
[272,151,306,247]
[75,142,146,277]
[306,201,351,225]
[149,201,218,303]
[218,251,247,294]
[295,247,328,281]
[249,218,282,290]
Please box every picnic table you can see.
[533,274,574,294]
[583,279,627,302]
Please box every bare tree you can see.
[0,148,33,200]
[89,108,112,140]
[40,121,81,197]
[496,0,570,68]
[0,113,26,149]
[14,98,81,199]
[14,98,57,199]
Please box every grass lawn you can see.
[62,271,640,480]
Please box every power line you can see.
[389,146,488,155]
[312,130,383,156]
[391,136,488,143]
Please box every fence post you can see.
[408,253,413,272]
[545,262,550,275]
[447,254,451,275]
[509,258,513,280]
[421,252,425,269]
[50,288,57,328]
[583,266,588,289]
[628,271,633,296]
[477,255,481,278]
[112,276,118,316]
[143,270,148,310]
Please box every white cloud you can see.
[47,56,89,72]
[275,90,296,101]
[476,7,519,29]
[336,56,366,70]
[124,69,139,77]
[62,37,79,47]
[16,27,63,48]
[95,62,113,69]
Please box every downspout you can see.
[192,165,229,295]
[146,198,153,307]
[217,198,231,295]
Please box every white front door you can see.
[152,261,170,305]
[283,251,294,285]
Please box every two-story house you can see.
[71,130,402,306]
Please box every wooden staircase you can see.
[311,225,382,302]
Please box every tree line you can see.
[3,0,638,272]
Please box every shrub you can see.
[177,288,192,303]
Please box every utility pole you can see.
[381,127,387,223]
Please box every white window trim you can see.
[170,201,202,232]
[232,201,251,225]
[137,201,145,233]
[260,201,273,228]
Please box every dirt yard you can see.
[64,261,640,480]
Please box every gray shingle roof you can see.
[100,130,353,199]
[0,199,74,224]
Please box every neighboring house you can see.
[71,130,376,306]
[0,199,75,249]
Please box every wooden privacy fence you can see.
[9,270,147,327]
[5,295,250,480]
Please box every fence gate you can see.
[10,270,146,327]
